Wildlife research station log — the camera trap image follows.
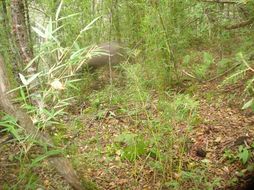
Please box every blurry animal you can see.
[86,42,125,70]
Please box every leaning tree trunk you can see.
[0,57,87,190]
[6,1,92,189]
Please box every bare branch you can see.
[225,18,254,29]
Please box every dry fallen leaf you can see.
[50,79,65,90]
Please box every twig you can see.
[182,70,199,80]
[225,18,254,30]
[206,63,241,82]
[242,59,254,72]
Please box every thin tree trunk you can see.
[24,0,34,57]
[1,0,21,75]
[10,0,33,65]
[111,0,121,41]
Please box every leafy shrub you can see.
[113,132,148,161]
[193,52,214,79]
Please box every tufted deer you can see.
[87,42,125,70]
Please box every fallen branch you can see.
[206,63,241,82]
[243,59,254,72]
[225,18,254,29]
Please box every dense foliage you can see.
[0,0,253,189]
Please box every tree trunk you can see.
[10,0,33,65]
[1,0,21,76]
[0,55,89,190]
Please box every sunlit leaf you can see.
[19,73,28,86]
[32,26,46,38]
[55,0,63,21]
[80,16,101,33]
[242,98,253,109]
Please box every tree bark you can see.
[10,0,33,64]
[1,0,21,76]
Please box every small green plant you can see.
[159,93,199,122]
[216,58,232,75]
[242,97,254,111]
[223,150,236,162]
[223,145,251,165]
[12,172,39,190]
[0,114,23,141]
[163,180,180,189]
[172,169,221,190]
[183,54,191,66]
[113,132,148,161]
[238,145,250,165]
[193,52,214,79]
[222,52,254,112]
[123,64,150,103]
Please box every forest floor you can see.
[67,78,253,190]
[0,62,254,190]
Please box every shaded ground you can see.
[0,76,254,189]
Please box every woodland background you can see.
[0,0,254,189]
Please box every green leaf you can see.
[80,16,102,33]
[238,147,249,164]
[20,87,27,102]
[242,98,254,109]
[0,115,22,140]
[30,149,63,168]
[183,55,191,65]
[55,0,63,21]
[45,18,53,39]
